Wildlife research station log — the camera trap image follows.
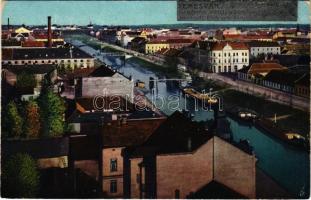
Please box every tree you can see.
[2,153,40,198]
[24,100,41,138]
[38,89,66,137]
[16,72,36,89]
[4,101,23,138]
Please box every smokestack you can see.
[47,16,52,48]
[7,18,10,30]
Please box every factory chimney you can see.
[47,16,52,48]
[7,18,10,30]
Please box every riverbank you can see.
[220,89,310,139]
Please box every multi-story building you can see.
[210,42,249,73]
[145,40,169,54]
[123,111,257,199]
[2,47,95,68]
[247,41,281,58]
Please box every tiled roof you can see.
[127,111,211,156]
[248,63,287,74]
[264,70,303,87]
[247,41,280,48]
[2,47,93,60]
[21,40,45,47]
[166,38,195,44]
[211,42,248,51]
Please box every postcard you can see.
[1,0,310,199]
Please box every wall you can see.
[211,49,249,73]
[155,139,213,198]
[213,137,256,198]
[129,157,144,198]
[81,76,134,102]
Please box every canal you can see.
[66,35,309,198]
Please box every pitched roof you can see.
[2,47,93,60]
[2,64,57,74]
[273,55,310,68]
[248,63,287,74]
[188,180,245,199]
[21,40,45,47]
[127,111,211,157]
[89,66,115,77]
[211,42,248,51]
[264,70,303,86]
[247,41,280,48]
[166,38,195,44]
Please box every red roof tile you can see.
[212,42,248,51]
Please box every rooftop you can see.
[248,63,287,74]
[126,111,211,157]
[264,70,304,87]
[247,41,280,48]
[2,64,57,74]
[211,42,248,51]
[2,47,93,60]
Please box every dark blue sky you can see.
[2,1,310,25]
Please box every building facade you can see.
[2,48,95,68]
[248,41,281,58]
[210,42,249,73]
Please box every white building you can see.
[2,47,95,68]
[247,41,281,58]
[210,42,249,73]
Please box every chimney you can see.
[7,18,10,30]
[47,16,52,48]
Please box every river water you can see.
[66,35,309,198]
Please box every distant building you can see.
[247,63,287,77]
[210,42,249,73]
[167,38,195,49]
[145,40,170,54]
[130,37,148,53]
[2,47,94,68]
[77,66,134,102]
[247,41,281,58]
[262,70,303,93]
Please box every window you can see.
[110,158,117,172]
[110,180,117,193]
[224,53,226,57]
[41,60,45,64]
[74,59,77,62]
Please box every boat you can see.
[182,87,217,104]
[135,80,145,89]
